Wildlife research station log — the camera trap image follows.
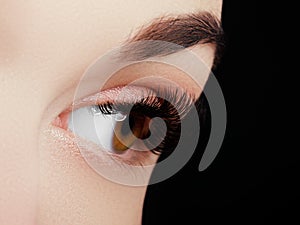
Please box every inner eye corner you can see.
[52,110,70,130]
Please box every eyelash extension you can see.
[97,86,194,156]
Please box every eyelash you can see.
[95,86,194,156]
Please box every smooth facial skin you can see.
[0,1,222,224]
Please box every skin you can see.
[0,0,222,224]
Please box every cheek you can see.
[0,80,40,224]
[38,127,147,225]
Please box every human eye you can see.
[54,85,194,168]
[49,40,208,185]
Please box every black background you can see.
[143,1,298,224]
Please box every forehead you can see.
[0,0,221,54]
[0,0,221,88]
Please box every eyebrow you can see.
[119,11,224,68]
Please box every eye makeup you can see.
[54,85,195,167]
[94,85,194,154]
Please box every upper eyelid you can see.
[70,85,154,112]
[54,84,193,130]
[71,85,195,117]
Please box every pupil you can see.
[111,108,151,152]
[129,112,151,140]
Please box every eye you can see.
[56,85,194,166]
[69,103,153,155]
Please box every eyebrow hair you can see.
[120,11,224,68]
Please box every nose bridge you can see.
[0,77,39,224]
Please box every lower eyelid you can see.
[49,123,157,168]
[44,125,157,187]
[113,149,159,166]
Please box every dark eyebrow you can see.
[119,11,224,68]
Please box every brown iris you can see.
[112,111,151,152]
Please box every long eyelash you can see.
[98,103,113,114]
[98,86,194,116]
[97,86,195,156]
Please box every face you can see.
[0,1,222,224]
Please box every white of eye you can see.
[68,106,127,152]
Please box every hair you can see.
[124,11,224,69]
